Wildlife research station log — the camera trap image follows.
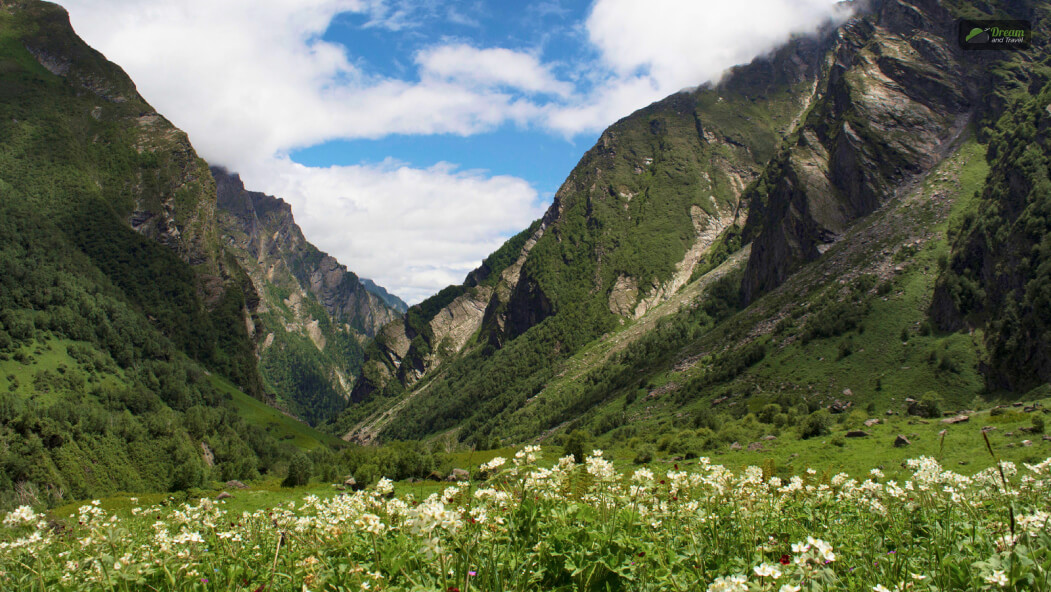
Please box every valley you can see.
[1,0,1050,589]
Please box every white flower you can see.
[2,506,37,528]
[779,586,801,592]
[375,478,394,496]
[481,457,506,472]
[585,455,616,482]
[753,563,782,578]
[707,574,747,592]
[985,570,1008,587]
[873,586,892,592]
[354,513,385,535]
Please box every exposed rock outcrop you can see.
[741,0,974,303]
[213,168,403,422]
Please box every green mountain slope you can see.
[0,1,326,505]
[333,0,1051,449]
[212,167,403,424]
[334,28,834,443]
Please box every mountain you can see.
[0,0,333,503]
[360,278,408,314]
[211,167,403,424]
[331,0,1051,447]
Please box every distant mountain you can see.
[0,0,326,501]
[330,0,1051,447]
[360,278,408,314]
[211,167,403,424]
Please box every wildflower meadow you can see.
[1,447,1050,591]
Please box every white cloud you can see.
[57,0,850,303]
[417,44,572,97]
[584,0,851,94]
[237,159,546,305]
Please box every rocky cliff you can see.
[335,23,837,441]
[740,0,976,303]
[0,0,264,396]
[212,168,403,423]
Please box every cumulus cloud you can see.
[417,45,572,97]
[585,0,851,87]
[237,159,546,304]
[57,0,850,302]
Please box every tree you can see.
[564,429,592,463]
[282,453,313,487]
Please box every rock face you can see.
[212,168,403,423]
[0,0,265,397]
[740,0,974,303]
[930,13,1051,390]
[340,30,832,439]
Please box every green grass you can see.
[209,375,342,451]
[10,439,1051,591]
[0,338,125,404]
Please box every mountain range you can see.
[1,0,1049,502]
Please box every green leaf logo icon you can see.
[965,27,985,42]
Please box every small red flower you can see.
[780,555,790,565]
[638,552,646,557]
[448,588,460,592]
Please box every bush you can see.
[909,391,943,418]
[633,446,654,465]
[564,430,592,463]
[282,453,313,487]
[758,404,781,424]
[172,460,203,491]
[1033,415,1045,434]
[800,410,832,439]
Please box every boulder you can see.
[894,435,911,448]
[225,480,248,490]
[845,430,869,438]
[729,442,743,451]
[762,435,777,441]
[864,419,880,427]
[940,415,969,425]
[216,491,232,501]
[450,468,470,481]
[344,477,364,491]
[747,442,764,452]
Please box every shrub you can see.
[564,430,592,463]
[282,453,313,487]
[1033,415,1045,434]
[633,446,654,465]
[800,410,832,439]
[909,391,943,418]
[758,404,781,424]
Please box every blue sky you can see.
[61,0,849,303]
[293,0,600,199]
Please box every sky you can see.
[58,0,851,304]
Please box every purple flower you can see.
[468,571,476,577]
